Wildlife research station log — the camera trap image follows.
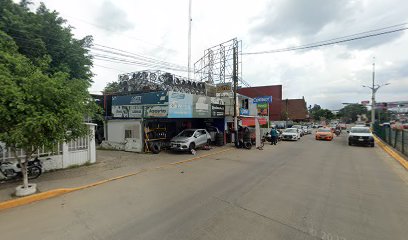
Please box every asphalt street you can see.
[1,132,408,240]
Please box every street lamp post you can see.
[362,60,390,129]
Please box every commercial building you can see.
[281,98,309,122]
[238,85,282,121]
[104,90,226,153]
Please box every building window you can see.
[125,130,133,138]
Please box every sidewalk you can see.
[0,146,233,202]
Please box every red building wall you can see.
[238,85,282,121]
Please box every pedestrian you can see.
[270,128,278,145]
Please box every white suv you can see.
[348,127,375,147]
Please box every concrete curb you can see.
[374,136,408,170]
[0,148,233,212]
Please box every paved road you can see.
[1,133,408,240]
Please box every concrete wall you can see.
[107,119,141,142]
[106,119,143,152]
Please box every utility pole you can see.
[232,39,238,145]
[362,57,390,129]
[187,0,192,80]
[371,60,375,129]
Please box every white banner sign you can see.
[112,105,143,118]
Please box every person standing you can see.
[270,128,278,145]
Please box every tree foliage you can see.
[309,104,322,120]
[0,1,98,188]
[0,0,93,81]
[338,104,367,123]
[312,109,334,121]
[104,81,121,93]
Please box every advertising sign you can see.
[211,97,224,105]
[257,102,268,116]
[168,91,193,118]
[361,100,370,106]
[111,91,168,106]
[142,91,168,105]
[144,105,168,118]
[240,108,250,116]
[211,104,225,117]
[112,94,142,106]
[216,83,232,93]
[253,96,273,103]
[112,105,143,118]
[241,118,267,127]
[193,95,210,118]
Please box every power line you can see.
[243,26,408,55]
[93,64,127,73]
[4,33,188,72]
[64,15,177,53]
[90,45,187,70]
[93,55,188,73]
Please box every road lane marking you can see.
[0,148,233,212]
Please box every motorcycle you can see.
[0,157,42,181]
[334,129,341,136]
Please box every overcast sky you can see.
[29,0,408,110]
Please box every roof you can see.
[281,98,308,120]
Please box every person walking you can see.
[270,128,278,145]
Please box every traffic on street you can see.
[1,128,408,240]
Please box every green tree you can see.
[0,0,93,82]
[338,104,367,123]
[104,81,121,93]
[309,104,322,120]
[0,31,97,190]
[313,109,334,121]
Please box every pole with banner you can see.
[253,96,272,130]
[267,103,270,130]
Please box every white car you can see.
[302,126,312,134]
[281,128,300,141]
[348,127,375,147]
[292,125,304,136]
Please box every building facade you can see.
[237,85,283,121]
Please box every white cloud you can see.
[30,0,408,110]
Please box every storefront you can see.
[105,91,226,152]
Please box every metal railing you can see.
[374,124,407,157]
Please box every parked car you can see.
[281,128,300,141]
[170,129,211,151]
[347,127,374,147]
[292,125,304,136]
[302,126,312,134]
[315,128,334,141]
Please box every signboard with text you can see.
[240,108,250,116]
[168,91,193,118]
[253,96,272,103]
[144,105,168,118]
[193,95,211,118]
[112,92,168,106]
[112,105,143,118]
[257,102,268,116]
[211,104,225,117]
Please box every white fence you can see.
[0,124,96,172]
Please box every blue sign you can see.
[253,96,272,103]
[168,91,193,118]
[240,108,250,115]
